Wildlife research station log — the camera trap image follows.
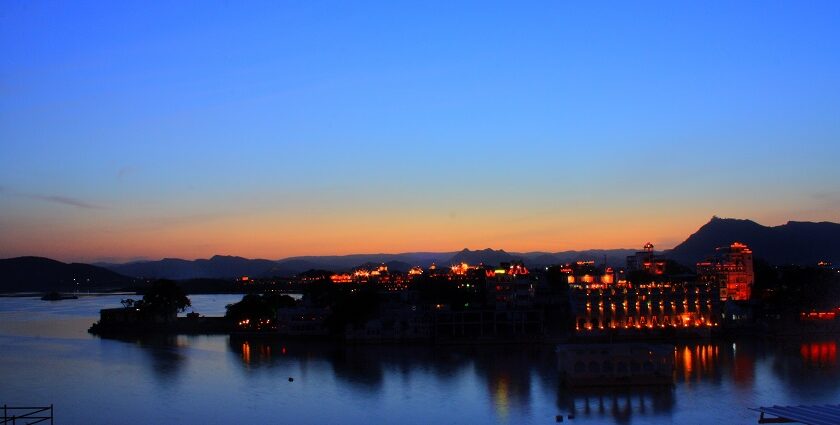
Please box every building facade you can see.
[563,255,718,335]
[626,242,666,275]
[697,242,754,301]
[569,280,718,332]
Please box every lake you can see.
[1,295,838,424]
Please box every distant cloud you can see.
[782,191,840,222]
[812,191,840,204]
[130,213,223,231]
[1,186,106,210]
[32,194,106,210]
[117,166,137,179]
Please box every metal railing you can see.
[1,405,53,425]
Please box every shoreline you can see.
[88,315,840,345]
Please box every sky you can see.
[1,1,839,263]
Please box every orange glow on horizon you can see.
[4,210,833,263]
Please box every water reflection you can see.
[328,347,386,392]
[224,338,681,423]
[227,338,553,417]
[556,387,675,424]
[674,343,723,387]
[104,335,189,383]
[240,340,276,366]
[92,334,840,424]
[230,339,816,423]
[9,297,840,424]
[731,342,757,388]
[229,338,392,393]
[672,341,760,388]
[473,348,550,421]
[800,341,837,367]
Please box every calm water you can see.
[1,296,838,424]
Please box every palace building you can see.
[566,244,719,335]
[696,242,754,301]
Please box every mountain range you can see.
[2,217,838,291]
[665,216,840,266]
[0,256,133,293]
[95,248,640,280]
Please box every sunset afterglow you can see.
[2,2,839,262]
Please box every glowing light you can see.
[330,273,353,283]
[241,342,251,364]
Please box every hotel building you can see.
[696,242,754,301]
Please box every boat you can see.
[40,291,79,301]
[556,343,674,387]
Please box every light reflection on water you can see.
[1,296,840,424]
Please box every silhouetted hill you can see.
[384,261,412,273]
[444,249,636,268]
[447,248,520,266]
[265,260,323,277]
[0,256,133,293]
[106,255,277,280]
[101,253,452,279]
[520,250,637,267]
[275,252,453,274]
[98,248,640,279]
[88,218,840,279]
[667,217,840,267]
[196,256,278,278]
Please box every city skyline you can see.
[3,4,840,424]
[2,1,840,262]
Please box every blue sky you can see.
[1,1,839,261]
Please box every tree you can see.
[140,280,191,316]
[324,287,381,335]
[226,293,297,320]
[225,293,297,330]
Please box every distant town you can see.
[88,238,840,344]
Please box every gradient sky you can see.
[2,1,839,262]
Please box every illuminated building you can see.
[298,270,332,282]
[276,307,329,336]
[559,261,618,289]
[349,268,370,283]
[329,263,408,290]
[566,257,718,334]
[445,261,495,284]
[378,272,408,292]
[800,310,839,321]
[626,242,666,275]
[696,242,754,301]
[324,263,408,290]
[329,273,352,284]
[504,261,529,276]
[372,263,388,276]
[489,271,535,309]
[450,262,478,276]
[569,280,717,333]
